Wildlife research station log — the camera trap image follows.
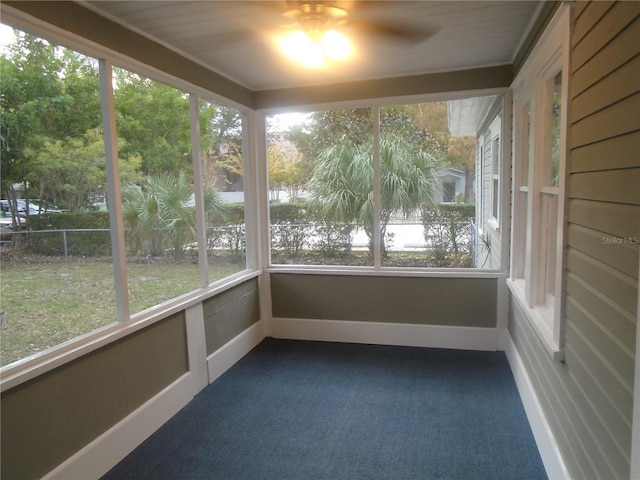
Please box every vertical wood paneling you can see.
[510,3,639,480]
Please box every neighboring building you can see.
[434,167,466,204]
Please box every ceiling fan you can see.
[275,1,438,68]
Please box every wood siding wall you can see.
[509,2,639,479]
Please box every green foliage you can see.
[421,203,475,267]
[122,172,226,260]
[308,133,441,256]
[26,212,111,256]
[269,203,309,256]
[268,144,306,202]
[268,201,353,260]
[113,69,192,176]
[199,102,244,188]
[207,203,245,258]
[424,203,475,221]
[1,32,102,201]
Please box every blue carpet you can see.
[102,338,547,480]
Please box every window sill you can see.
[507,278,564,362]
[267,264,505,278]
[487,217,500,231]
[0,269,263,392]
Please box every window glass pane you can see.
[541,192,558,306]
[491,137,500,220]
[548,72,562,187]
[267,109,373,266]
[513,102,531,280]
[380,97,499,269]
[114,68,200,315]
[198,99,247,280]
[524,103,532,186]
[378,103,447,267]
[0,27,117,366]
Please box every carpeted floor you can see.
[101,338,547,480]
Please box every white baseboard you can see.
[271,317,499,351]
[504,332,571,480]
[207,320,266,384]
[43,321,265,480]
[43,373,195,480]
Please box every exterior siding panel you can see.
[509,3,638,479]
[566,248,638,314]
[570,131,640,173]
[571,16,639,97]
[571,1,640,71]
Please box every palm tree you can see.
[307,133,440,257]
[122,171,225,260]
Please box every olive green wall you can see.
[203,278,261,354]
[253,66,511,110]
[0,313,188,480]
[509,3,639,479]
[271,274,497,328]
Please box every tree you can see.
[1,30,102,214]
[114,69,191,176]
[122,171,225,260]
[307,134,440,257]
[403,102,476,202]
[30,128,144,211]
[267,143,306,202]
[200,104,244,190]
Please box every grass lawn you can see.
[0,256,243,367]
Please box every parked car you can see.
[0,199,63,217]
[0,209,25,241]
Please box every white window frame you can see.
[508,5,569,361]
[477,144,485,233]
[511,99,532,281]
[0,7,260,386]
[490,135,500,225]
[487,116,501,232]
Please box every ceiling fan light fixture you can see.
[321,29,350,60]
[280,28,351,68]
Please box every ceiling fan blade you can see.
[352,20,439,46]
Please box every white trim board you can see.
[504,332,570,480]
[42,373,195,480]
[271,317,500,351]
[207,320,266,384]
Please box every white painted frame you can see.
[507,5,570,360]
[0,6,258,388]
[262,92,509,274]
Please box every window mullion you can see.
[252,111,270,269]
[373,107,381,268]
[527,82,547,308]
[189,94,209,288]
[99,59,130,322]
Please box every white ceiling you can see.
[79,1,543,92]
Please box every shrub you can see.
[270,202,311,256]
[421,203,475,266]
[26,212,111,256]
